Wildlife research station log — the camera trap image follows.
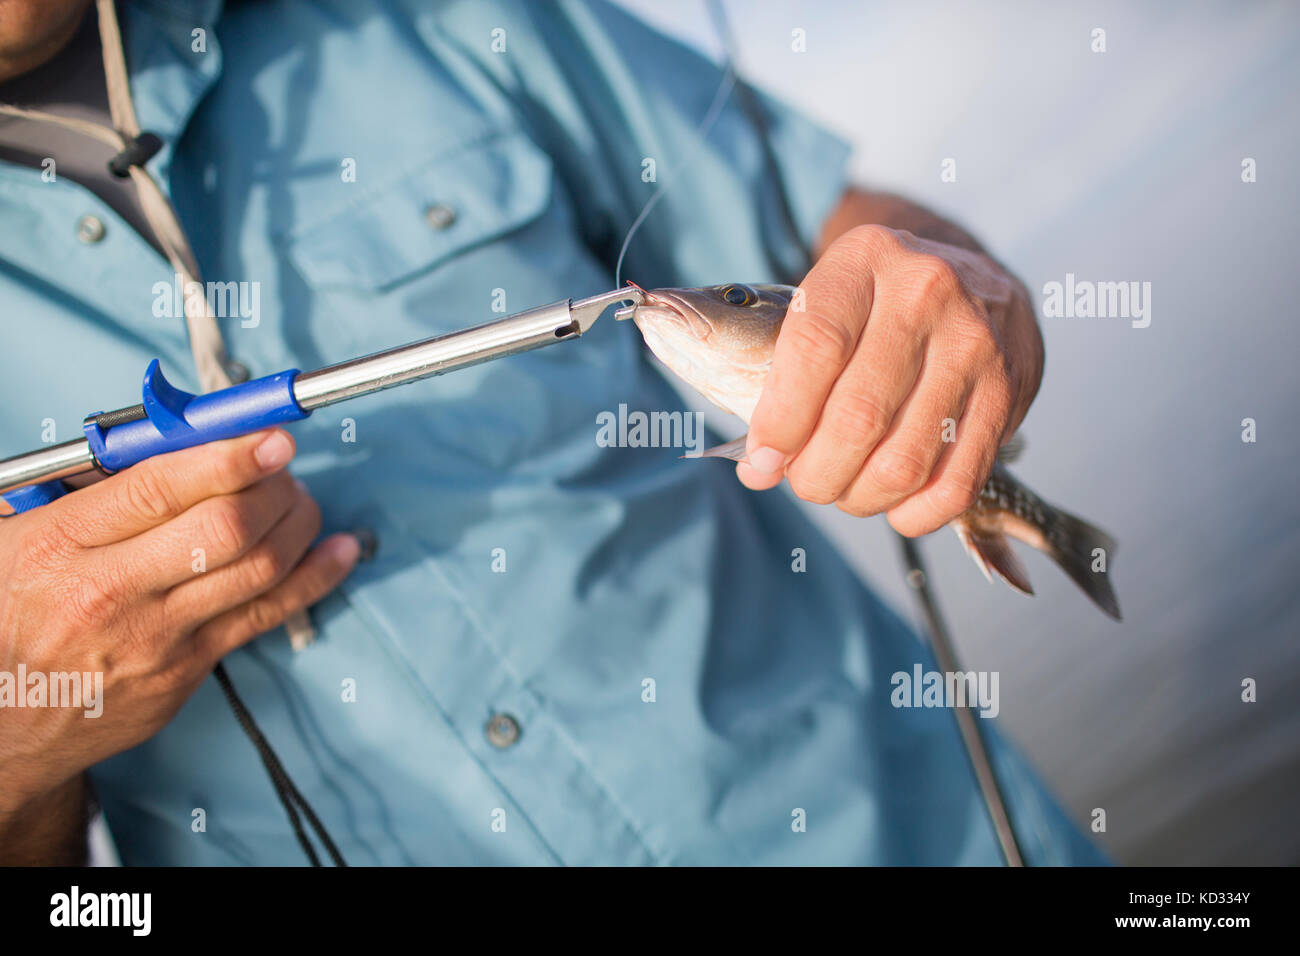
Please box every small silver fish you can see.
[622,282,1122,620]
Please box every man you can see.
[0,0,1101,865]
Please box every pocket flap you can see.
[284,127,552,292]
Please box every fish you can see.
[619,282,1122,620]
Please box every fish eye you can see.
[721,284,754,306]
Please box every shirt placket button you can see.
[485,713,520,749]
[77,215,106,243]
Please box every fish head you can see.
[627,283,793,423]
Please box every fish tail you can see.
[1040,506,1123,621]
[959,464,1122,621]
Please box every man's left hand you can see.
[739,224,1043,536]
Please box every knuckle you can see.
[906,254,961,305]
[868,447,931,495]
[847,223,901,254]
[202,497,257,557]
[784,310,858,373]
[954,315,1001,363]
[65,572,122,627]
[244,594,287,636]
[123,467,181,524]
[826,390,891,445]
[246,542,291,590]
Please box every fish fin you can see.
[997,433,1026,464]
[953,523,994,583]
[1041,508,1123,621]
[976,533,1035,595]
[955,523,1033,594]
[683,434,748,462]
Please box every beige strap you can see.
[94,0,137,137]
[94,0,233,395]
[0,0,316,648]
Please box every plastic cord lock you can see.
[107,132,163,178]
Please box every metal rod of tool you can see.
[291,299,579,411]
[898,533,1027,867]
[0,439,97,493]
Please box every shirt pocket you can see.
[281,124,554,295]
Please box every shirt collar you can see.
[120,0,226,184]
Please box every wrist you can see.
[0,774,90,865]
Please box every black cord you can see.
[211,662,346,866]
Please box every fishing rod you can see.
[899,538,1026,865]
[0,288,640,508]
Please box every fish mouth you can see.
[626,289,716,341]
[619,285,772,424]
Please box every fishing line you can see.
[613,44,736,286]
[700,0,1027,866]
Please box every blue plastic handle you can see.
[2,360,309,513]
[85,360,308,471]
[4,482,68,513]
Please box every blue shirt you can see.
[0,0,1104,865]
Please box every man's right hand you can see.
[0,428,360,829]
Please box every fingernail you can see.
[255,431,293,470]
[327,533,362,566]
[747,446,786,474]
[350,528,378,563]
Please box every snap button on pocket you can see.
[280,126,553,292]
[424,203,456,231]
